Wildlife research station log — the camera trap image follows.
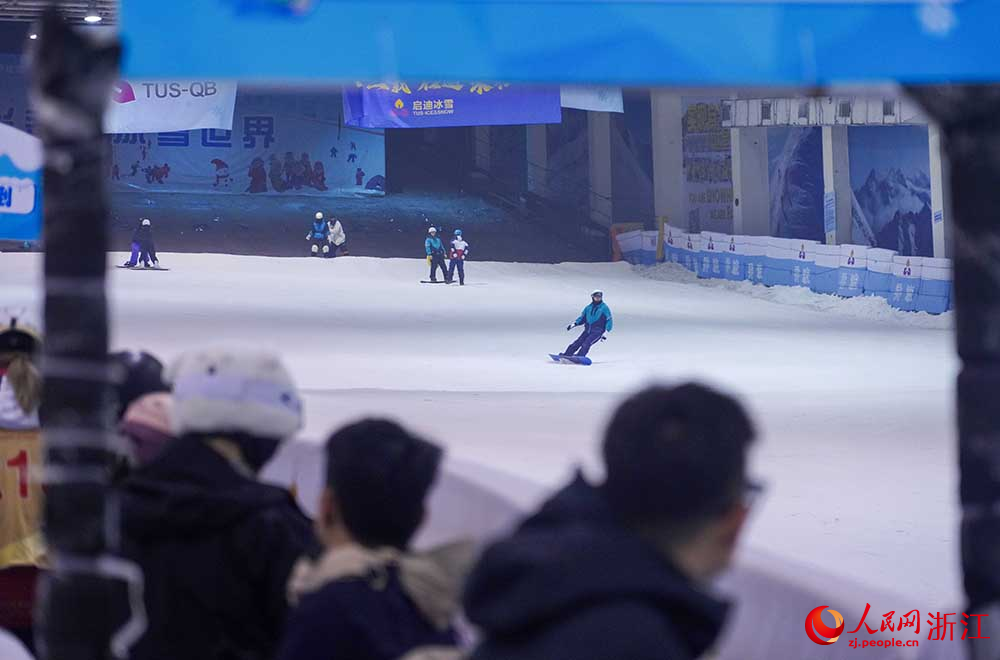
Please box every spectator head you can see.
[167,349,303,472]
[120,392,175,465]
[0,312,42,416]
[110,350,169,420]
[602,383,758,580]
[320,419,443,551]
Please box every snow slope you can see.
[0,252,960,605]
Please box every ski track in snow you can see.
[0,252,960,604]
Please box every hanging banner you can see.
[109,89,385,197]
[122,1,1000,85]
[560,86,624,113]
[0,123,42,242]
[104,80,238,134]
[343,82,561,129]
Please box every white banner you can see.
[104,80,238,134]
[560,86,624,113]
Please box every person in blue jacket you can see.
[306,211,330,257]
[425,227,449,282]
[563,290,612,357]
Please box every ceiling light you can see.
[84,2,103,23]
[29,33,37,40]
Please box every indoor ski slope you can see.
[0,252,960,605]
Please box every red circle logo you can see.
[805,606,845,645]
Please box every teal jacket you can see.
[425,236,445,256]
[573,302,613,332]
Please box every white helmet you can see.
[315,212,324,221]
[591,289,604,297]
[167,349,303,440]
[141,218,151,226]
[428,227,437,234]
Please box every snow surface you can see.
[0,252,960,606]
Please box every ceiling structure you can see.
[0,0,118,25]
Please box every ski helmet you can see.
[141,218,151,226]
[591,289,604,298]
[454,229,462,237]
[0,312,41,355]
[167,348,303,440]
[428,227,437,234]
[315,211,324,221]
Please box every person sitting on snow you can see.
[563,290,613,358]
[307,212,330,258]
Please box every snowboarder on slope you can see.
[448,228,469,286]
[124,218,158,268]
[425,227,448,282]
[307,212,330,257]
[563,290,613,357]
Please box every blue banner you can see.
[0,124,41,242]
[343,83,560,129]
[122,1,1000,85]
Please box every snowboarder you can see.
[563,290,613,358]
[124,218,159,268]
[307,212,330,257]
[326,216,346,257]
[425,227,448,282]
[448,228,469,285]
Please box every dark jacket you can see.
[463,474,730,660]
[277,542,474,660]
[132,225,153,249]
[118,436,318,660]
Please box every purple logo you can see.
[113,81,136,104]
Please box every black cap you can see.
[110,350,169,420]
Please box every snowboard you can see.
[117,265,171,271]
[548,354,592,366]
[420,280,452,284]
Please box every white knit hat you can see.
[167,349,303,439]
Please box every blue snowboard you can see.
[549,353,592,366]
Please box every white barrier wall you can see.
[644,226,952,314]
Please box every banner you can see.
[343,82,561,129]
[681,98,733,234]
[767,126,824,241]
[0,123,41,242]
[105,80,238,134]
[560,86,623,113]
[122,1,1000,85]
[109,89,385,197]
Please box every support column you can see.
[822,125,852,245]
[526,124,547,195]
[731,127,769,236]
[928,122,952,258]
[588,111,613,227]
[474,125,491,172]
[651,90,685,228]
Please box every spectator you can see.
[119,349,318,660]
[463,383,760,660]
[278,419,474,660]
[119,392,175,466]
[0,313,44,653]
[109,350,169,420]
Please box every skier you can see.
[563,290,613,358]
[326,216,347,257]
[306,212,330,257]
[425,227,448,283]
[448,228,469,286]
[124,218,158,268]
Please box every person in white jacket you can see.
[327,217,347,258]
